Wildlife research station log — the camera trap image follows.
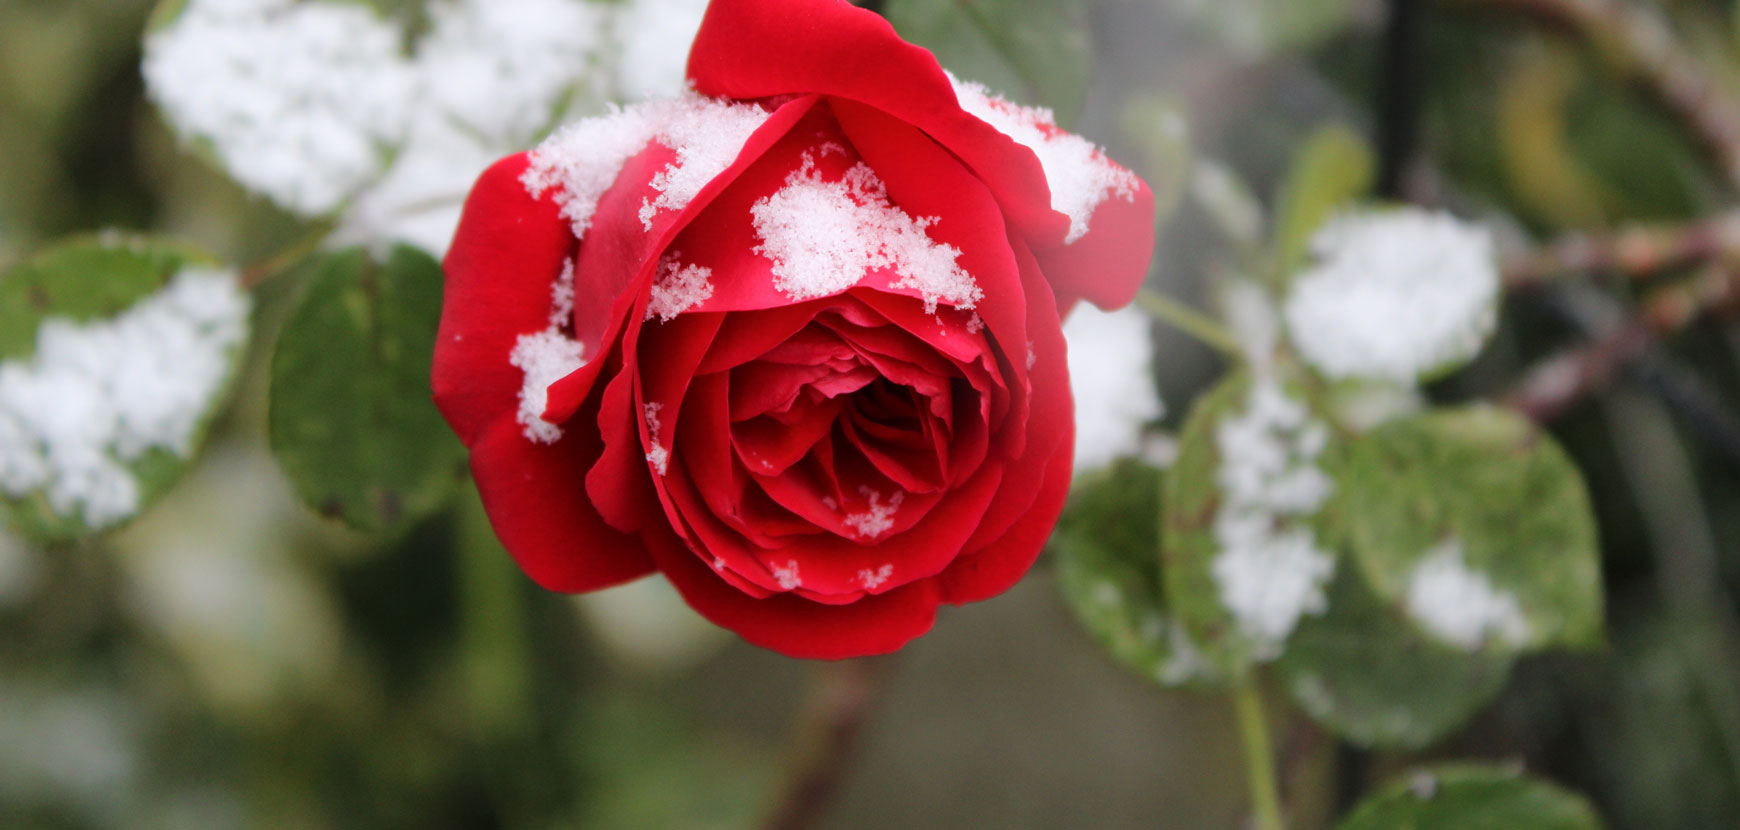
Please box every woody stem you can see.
[761,655,894,830]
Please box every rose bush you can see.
[433,0,1155,658]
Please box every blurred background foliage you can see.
[4,0,1740,827]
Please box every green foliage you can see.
[1273,123,1375,279]
[1053,459,1222,688]
[1337,765,1604,830]
[269,245,465,534]
[1338,406,1604,653]
[1120,95,1195,229]
[1275,567,1514,749]
[884,0,1092,124]
[0,234,246,543]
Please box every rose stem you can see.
[760,655,894,830]
[1134,288,1243,357]
[1233,683,1286,830]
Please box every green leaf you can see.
[1176,0,1359,56]
[884,0,1092,125]
[1274,124,1375,278]
[269,245,465,534]
[1276,566,1514,749]
[1338,764,1605,830]
[1162,371,1340,675]
[1339,406,1604,653]
[1053,459,1223,688]
[1119,95,1195,229]
[0,233,249,543]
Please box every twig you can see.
[1503,265,1740,421]
[1233,684,1286,830]
[761,656,894,830]
[1446,0,1740,193]
[1134,288,1244,357]
[1502,210,1740,290]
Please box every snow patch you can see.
[639,99,773,229]
[643,402,669,475]
[645,252,714,321]
[1064,304,1162,471]
[843,489,903,539]
[1210,378,1336,658]
[751,153,982,312]
[508,260,586,444]
[950,75,1140,244]
[0,268,250,528]
[1405,538,1530,650]
[771,559,801,591]
[1284,209,1499,383]
[858,563,894,590]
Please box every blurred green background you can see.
[5,0,1740,827]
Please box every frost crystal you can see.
[645,253,714,322]
[1404,538,1530,650]
[753,154,982,312]
[509,260,586,444]
[1210,379,1336,658]
[843,490,903,539]
[643,402,669,475]
[858,563,894,591]
[524,93,771,241]
[142,0,416,217]
[1284,209,1499,383]
[0,268,250,528]
[771,559,802,591]
[950,75,1140,244]
[1064,304,1163,471]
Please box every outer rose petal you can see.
[645,523,942,658]
[1035,175,1156,312]
[434,153,576,446]
[469,416,654,592]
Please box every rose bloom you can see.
[433,0,1155,658]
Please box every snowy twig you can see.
[1503,265,1740,421]
[1502,211,1740,290]
[1447,0,1740,193]
[761,656,894,830]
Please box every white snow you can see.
[643,401,669,475]
[753,153,982,311]
[508,260,586,444]
[1284,208,1500,383]
[1405,538,1530,650]
[142,0,417,217]
[612,0,711,102]
[771,559,802,591]
[1210,378,1336,658]
[858,563,894,590]
[524,93,770,241]
[0,268,250,529]
[950,75,1140,244]
[1064,304,1163,471]
[645,252,714,322]
[843,489,903,539]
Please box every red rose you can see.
[432,0,1155,658]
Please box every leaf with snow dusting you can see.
[0,235,250,542]
[269,247,466,534]
[1337,764,1605,830]
[1053,460,1223,689]
[1276,566,1514,749]
[1338,406,1603,654]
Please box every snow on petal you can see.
[949,75,1140,244]
[843,490,903,539]
[645,252,714,322]
[752,154,981,312]
[1405,538,1530,650]
[0,268,250,529]
[643,402,670,475]
[1064,304,1162,471]
[639,99,772,229]
[142,0,416,216]
[1210,377,1336,658]
[509,260,586,444]
[1283,208,1500,383]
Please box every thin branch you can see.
[761,656,894,830]
[1233,684,1286,830]
[1503,265,1740,421]
[1134,289,1244,357]
[1502,210,1740,290]
[1447,0,1740,192]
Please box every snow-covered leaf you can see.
[0,234,250,542]
[1274,123,1374,278]
[1064,303,1162,471]
[886,0,1092,125]
[269,246,465,533]
[1053,460,1222,689]
[1276,566,1514,748]
[1163,371,1340,674]
[1338,765,1604,830]
[1284,208,1500,384]
[1338,406,1604,654]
